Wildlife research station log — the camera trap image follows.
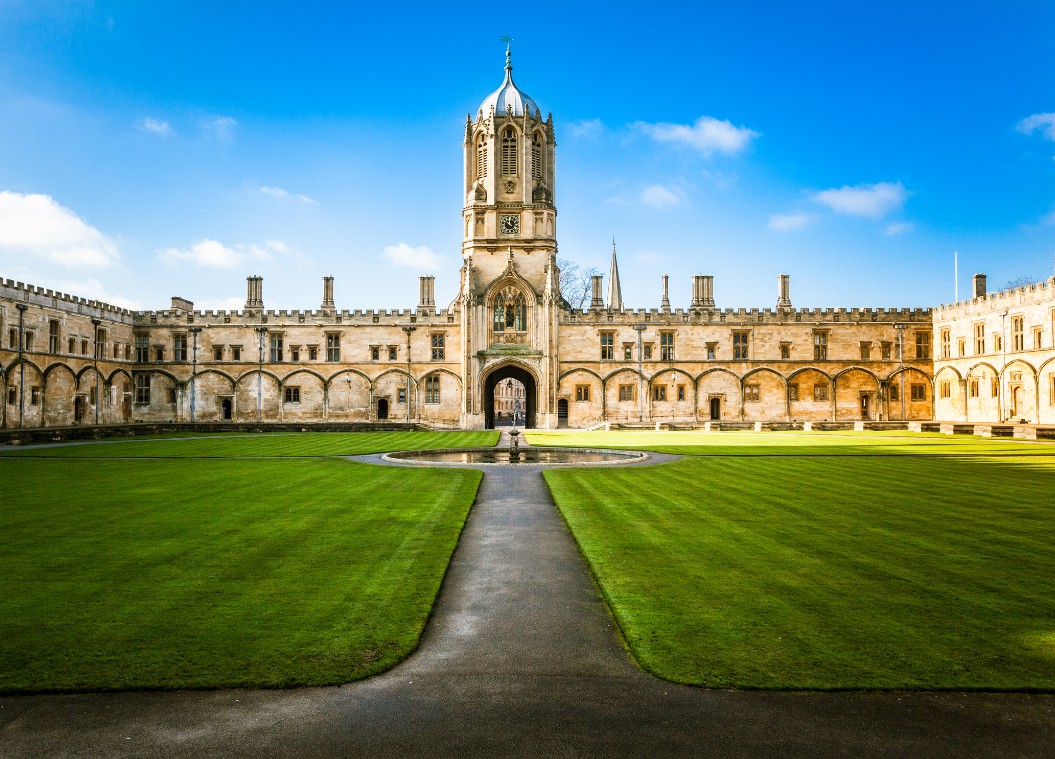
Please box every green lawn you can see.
[0,432,492,693]
[541,431,1055,689]
[0,430,498,458]
[527,428,1052,457]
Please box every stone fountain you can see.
[508,427,521,462]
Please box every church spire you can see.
[608,237,623,311]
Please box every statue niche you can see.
[491,286,528,344]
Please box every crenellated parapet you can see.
[0,278,135,322]
[133,307,457,328]
[563,305,932,325]
[935,275,1055,318]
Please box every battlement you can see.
[936,275,1055,318]
[564,305,931,324]
[129,306,453,326]
[0,278,135,322]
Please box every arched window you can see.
[476,135,488,179]
[492,287,527,333]
[501,128,518,176]
[531,133,543,181]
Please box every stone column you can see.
[418,276,435,314]
[245,276,264,309]
[590,275,604,309]
[322,276,335,310]
[777,274,792,308]
[973,273,987,298]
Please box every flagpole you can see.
[954,250,958,302]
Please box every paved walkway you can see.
[2,449,1052,757]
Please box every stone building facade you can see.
[932,274,1055,425]
[3,50,1048,430]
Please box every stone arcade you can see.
[2,50,1054,430]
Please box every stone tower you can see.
[456,45,561,428]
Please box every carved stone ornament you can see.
[505,180,515,194]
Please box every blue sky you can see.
[1,1,1053,313]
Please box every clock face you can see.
[500,214,520,235]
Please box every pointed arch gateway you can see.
[483,362,537,429]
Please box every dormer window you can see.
[501,128,517,176]
[476,135,488,179]
[531,133,542,180]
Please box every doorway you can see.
[709,397,721,420]
[493,378,526,426]
[221,398,233,421]
[557,398,568,427]
[377,398,389,420]
[74,395,85,424]
[483,364,536,428]
[860,393,872,420]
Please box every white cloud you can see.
[568,118,604,138]
[0,191,119,268]
[640,184,683,209]
[204,115,238,140]
[157,239,273,269]
[812,181,907,218]
[1017,113,1055,141]
[885,221,915,236]
[258,185,318,205]
[381,242,446,271]
[636,116,759,156]
[139,117,173,137]
[768,212,811,231]
[51,278,141,310]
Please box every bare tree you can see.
[557,257,600,310]
[1002,273,1042,290]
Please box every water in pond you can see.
[384,448,645,466]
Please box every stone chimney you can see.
[590,275,604,309]
[691,275,715,308]
[776,273,792,308]
[170,296,194,313]
[418,275,435,314]
[245,276,263,310]
[321,276,335,311]
[973,273,987,298]
[660,274,671,312]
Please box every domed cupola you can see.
[478,45,541,118]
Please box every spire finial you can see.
[608,237,624,312]
[500,35,513,70]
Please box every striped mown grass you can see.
[0,433,487,693]
[527,428,1053,457]
[543,435,1055,689]
[0,430,499,459]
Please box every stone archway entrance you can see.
[484,364,537,429]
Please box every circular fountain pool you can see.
[382,447,648,466]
